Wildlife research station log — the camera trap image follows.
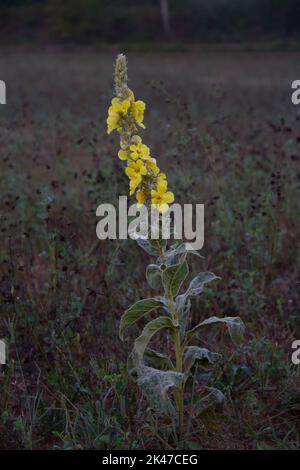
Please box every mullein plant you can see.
[107,54,245,441]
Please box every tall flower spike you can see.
[107,54,174,213]
[114,54,131,100]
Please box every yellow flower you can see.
[109,54,175,208]
[125,159,147,182]
[118,149,130,161]
[157,172,166,185]
[151,180,174,213]
[136,189,145,206]
[159,172,166,179]
[132,100,146,129]
[129,178,140,195]
[107,98,131,134]
[130,142,150,161]
[147,157,160,176]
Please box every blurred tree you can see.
[159,0,171,35]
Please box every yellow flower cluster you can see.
[107,54,174,213]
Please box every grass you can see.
[0,47,300,449]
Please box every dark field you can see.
[0,48,300,449]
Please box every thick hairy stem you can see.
[166,288,184,436]
[159,237,184,436]
[174,326,184,436]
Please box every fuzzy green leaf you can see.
[175,293,191,340]
[133,316,175,363]
[146,264,162,290]
[162,260,189,297]
[158,243,203,267]
[144,348,175,371]
[186,272,220,297]
[119,298,163,341]
[184,346,222,373]
[136,365,185,415]
[186,316,245,346]
[160,243,187,266]
[136,237,160,256]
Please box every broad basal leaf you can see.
[184,346,222,373]
[133,316,175,363]
[119,298,163,341]
[144,348,175,371]
[185,316,245,346]
[162,260,189,297]
[136,365,185,415]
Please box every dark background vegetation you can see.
[1,0,300,45]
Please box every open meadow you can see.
[0,47,300,449]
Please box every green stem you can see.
[159,237,184,439]
[174,327,184,436]
[167,290,184,438]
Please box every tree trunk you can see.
[160,0,171,35]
